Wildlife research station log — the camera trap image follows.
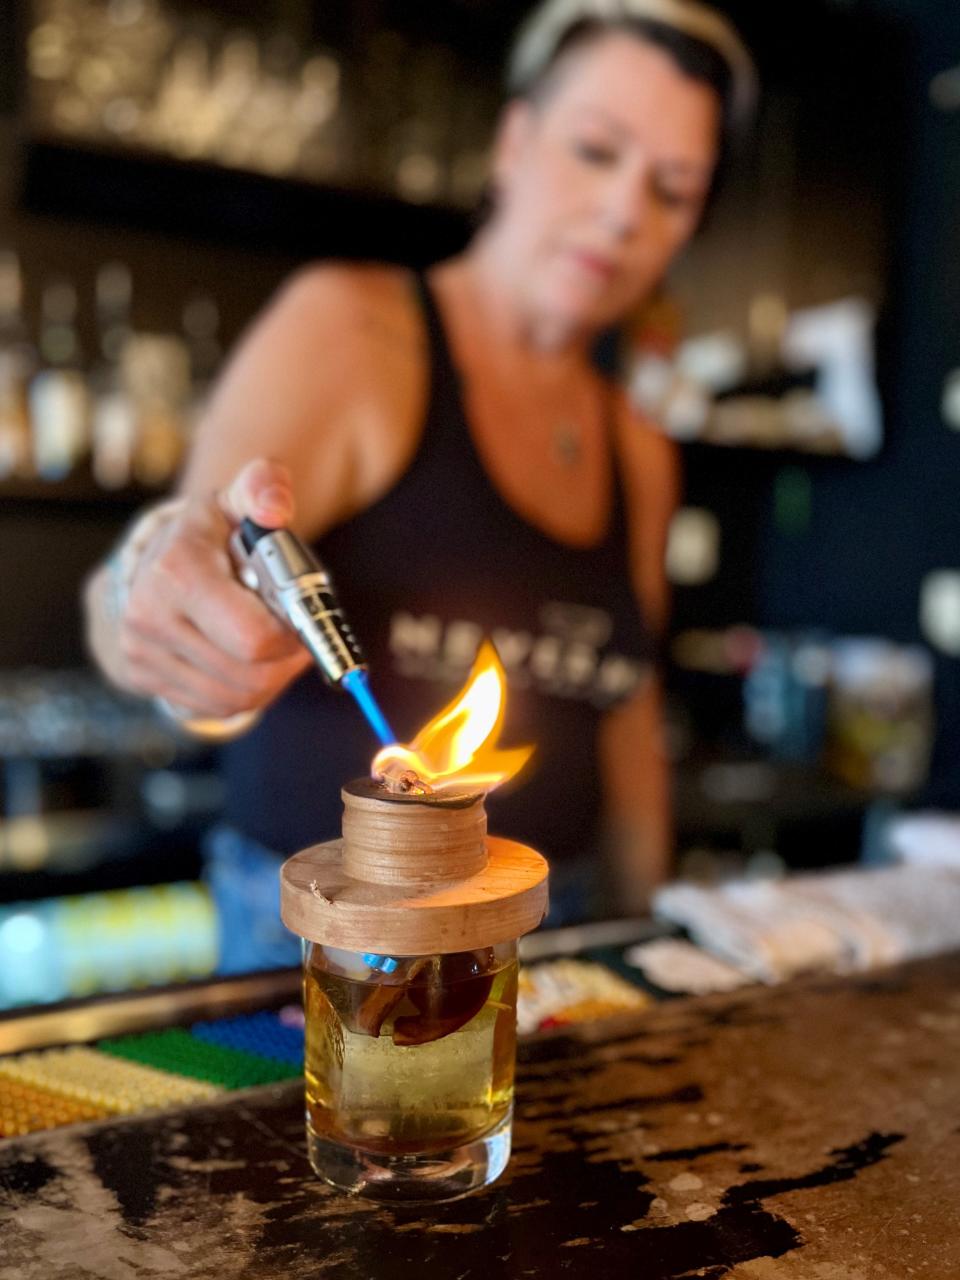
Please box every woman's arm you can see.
[599,673,673,911]
[599,399,680,910]
[180,264,426,533]
[84,264,426,719]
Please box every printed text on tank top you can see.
[372,272,653,713]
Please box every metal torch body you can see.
[234,519,365,687]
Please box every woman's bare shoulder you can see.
[609,389,680,631]
[611,386,679,491]
[267,263,428,526]
[183,262,427,534]
[275,261,424,355]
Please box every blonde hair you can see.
[508,0,757,133]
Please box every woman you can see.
[85,0,755,962]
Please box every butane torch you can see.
[232,518,396,747]
[237,519,406,973]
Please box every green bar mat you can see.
[97,1029,302,1089]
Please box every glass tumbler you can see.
[301,939,519,1203]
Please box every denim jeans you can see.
[203,825,301,974]
[204,824,600,972]
[541,856,604,929]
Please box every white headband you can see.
[508,0,758,130]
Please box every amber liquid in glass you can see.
[304,946,518,1156]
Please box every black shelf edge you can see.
[0,470,161,512]
[678,439,866,467]
[19,134,473,263]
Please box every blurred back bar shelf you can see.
[673,757,878,877]
[15,0,504,258]
[0,668,212,901]
[19,134,472,262]
[0,466,164,509]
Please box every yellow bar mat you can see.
[0,1045,222,1115]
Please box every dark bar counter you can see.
[2,952,958,1279]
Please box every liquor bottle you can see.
[0,251,35,480]
[181,292,222,430]
[29,279,91,481]
[124,332,191,488]
[90,261,137,490]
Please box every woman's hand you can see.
[85,458,311,720]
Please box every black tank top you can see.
[221,274,655,862]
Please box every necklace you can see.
[551,420,583,467]
[452,260,593,470]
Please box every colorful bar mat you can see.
[0,960,652,1137]
[0,1010,305,1138]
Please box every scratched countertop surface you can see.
[2,953,959,1280]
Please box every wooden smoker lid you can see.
[280,780,549,954]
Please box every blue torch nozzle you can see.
[341,669,398,974]
[341,668,396,747]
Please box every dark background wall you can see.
[754,0,960,800]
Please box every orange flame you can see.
[372,640,533,795]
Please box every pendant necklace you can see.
[460,267,588,469]
[551,420,583,468]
